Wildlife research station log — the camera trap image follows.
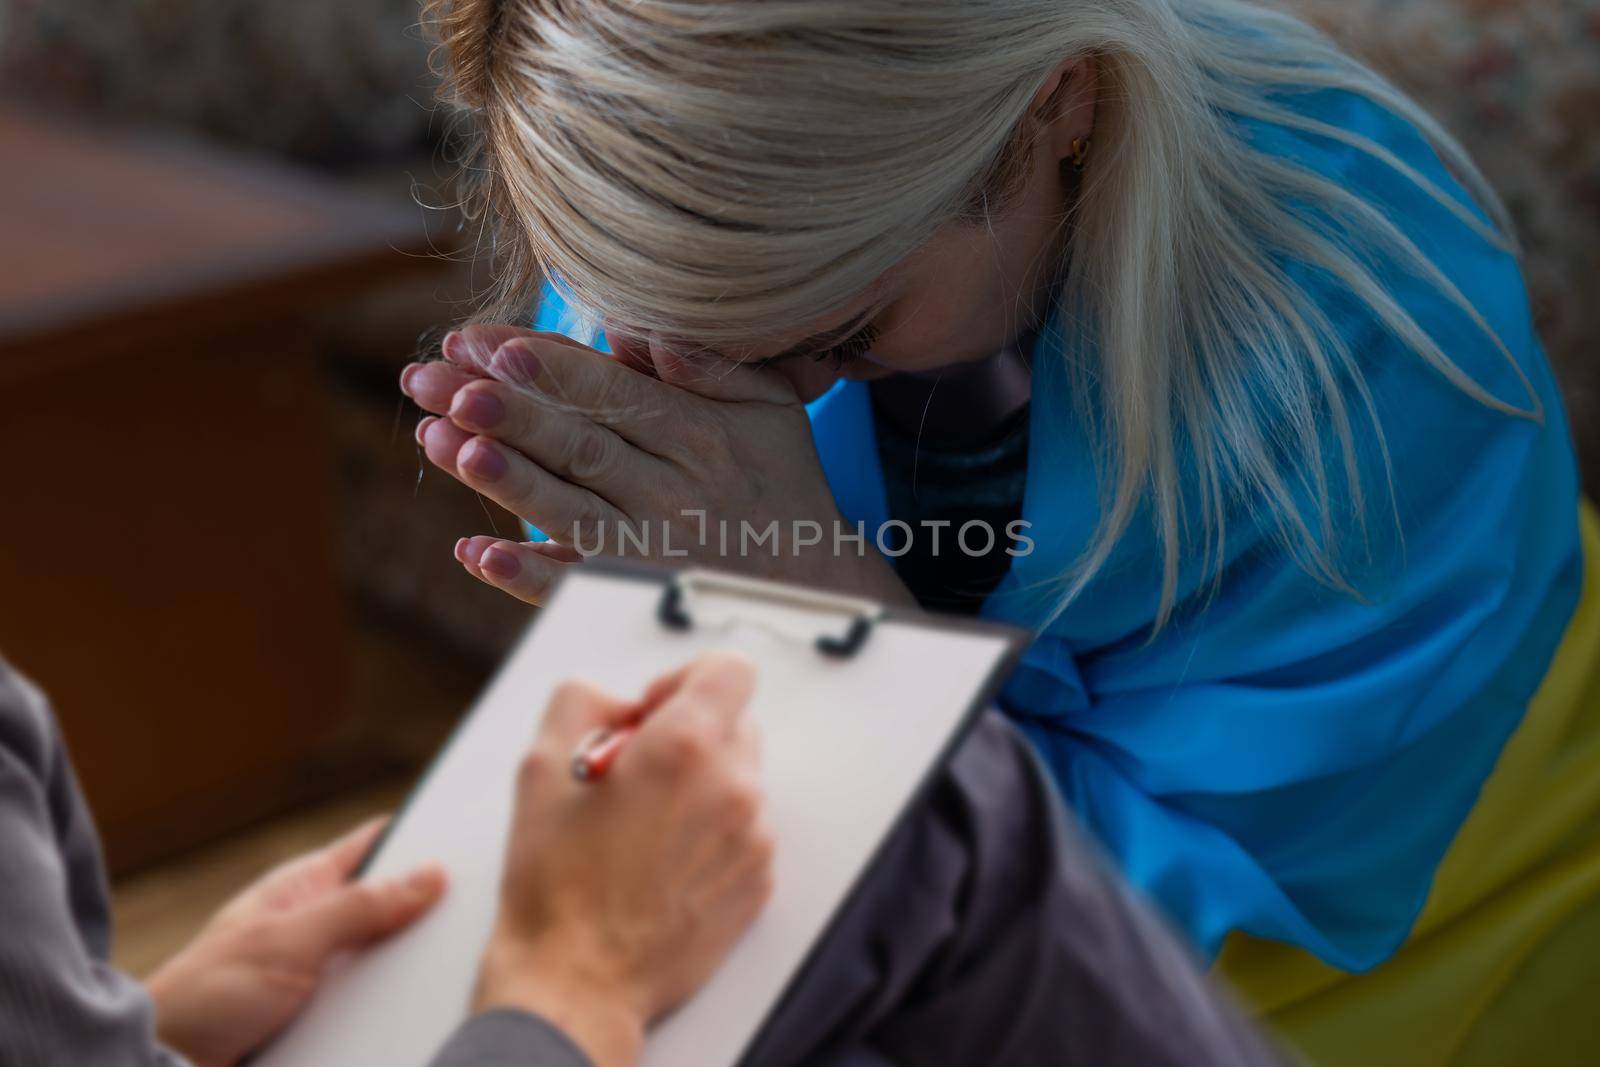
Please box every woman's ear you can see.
[1029,57,1099,164]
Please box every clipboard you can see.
[253,561,1027,1067]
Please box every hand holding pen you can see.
[478,652,773,1067]
[567,653,758,782]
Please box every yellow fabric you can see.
[1217,500,1600,1066]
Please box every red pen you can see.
[570,725,638,782]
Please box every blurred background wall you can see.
[0,0,1593,880]
[0,0,537,648]
[0,0,531,879]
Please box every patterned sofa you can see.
[1292,0,1600,485]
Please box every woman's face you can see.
[605,59,1092,402]
[717,137,1073,402]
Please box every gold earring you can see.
[1070,137,1092,172]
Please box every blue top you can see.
[532,88,1583,971]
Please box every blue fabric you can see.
[530,88,1582,972]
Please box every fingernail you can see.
[450,387,504,431]
[481,544,521,580]
[415,415,437,445]
[459,438,508,482]
[400,363,422,396]
[441,331,465,362]
[490,342,544,389]
[453,537,470,563]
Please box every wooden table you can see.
[0,109,438,873]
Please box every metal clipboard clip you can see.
[656,569,884,659]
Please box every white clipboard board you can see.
[254,562,1026,1067]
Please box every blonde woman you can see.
[402,1,1600,1062]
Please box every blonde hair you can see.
[426,0,1540,628]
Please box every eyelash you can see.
[812,325,879,367]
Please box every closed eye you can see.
[745,307,883,368]
[809,324,879,367]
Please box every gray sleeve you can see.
[0,659,591,1067]
[742,712,1286,1067]
[427,1009,595,1067]
[0,659,189,1067]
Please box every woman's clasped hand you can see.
[401,324,912,607]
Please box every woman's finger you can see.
[443,325,594,375]
[459,537,581,606]
[418,416,475,478]
[443,325,542,373]
[408,325,614,419]
[453,535,488,583]
[488,338,692,459]
[454,434,622,547]
[424,407,632,548]
[456,534,582,571]
[447,374,668,509]
[401,360,485,416]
